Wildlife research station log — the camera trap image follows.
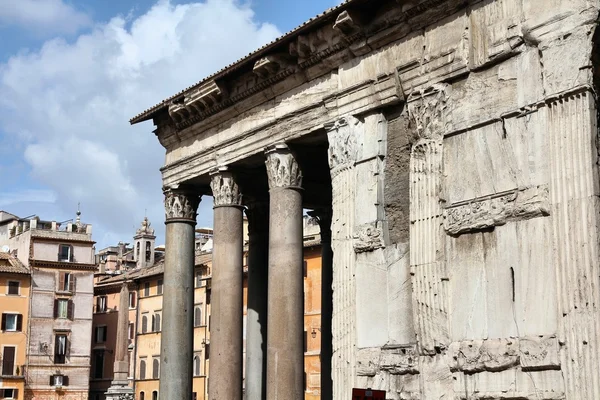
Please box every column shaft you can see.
[160,215,196,400]
[265,144,304,400]
[245,201,269,400]
[209,168,244,400]
[319,217,333,400]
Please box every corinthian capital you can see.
[210,167,242,207]
[164,188,201,223]
[265,144,302,190]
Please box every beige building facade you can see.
[0,212,95,400]
[131,0,600,399]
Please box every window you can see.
[152,359,159,379]
[129,292,136,308]
[152,391,158,400]
[146,242,151,262]
[95,326,107,343]
[304,330,308,353]
[128,323,135,340]
[205,343,210,360]
[195,271,202,288]
[152,313,161,332]
[50,374,68,387]
[194,354,201,376]
[303,260,308,278]
[96,296,107,313]
[139,360,146,380]
[193,393,197,400]
[2,346,15,375]
[141,315,148,334]
[7,281,19,295]
[1,389,17,399]
[140,392,145,400]
[1,314,22,332]
[93,350,104,379]
[194,306,202,327]
[59,272,75,292]
[136,242,140,259]
[144,282,150,297]
[54,299,73,320]
[58,244,72,262]
[54,334,68,364]
[157,279,163,295]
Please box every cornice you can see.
[31,259,98,271]
[132,0,455,138]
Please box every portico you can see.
[132,0,600,399]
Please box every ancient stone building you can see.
[131,0,600,398]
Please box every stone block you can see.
[519,335,560,371]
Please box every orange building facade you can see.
[0,253,30,400]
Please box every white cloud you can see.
[0,189,57,207]
[0,0,92,35]
[0,0,281,247]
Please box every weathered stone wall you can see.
[151,0,600,398]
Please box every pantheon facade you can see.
[131,0,600,398]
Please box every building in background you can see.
[91,222,213,400]
[0,252,31,400]
[0,210,96,400]
[92,216,325,400]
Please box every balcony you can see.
[0,364,26,379]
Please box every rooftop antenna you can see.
[75,202,81,225]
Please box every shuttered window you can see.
[139,360,146,380]
[1,314,22,332]
[2,346,15,375]
[152,359,159,379]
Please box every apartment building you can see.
[0,252,30,400]
[0,211,95,400]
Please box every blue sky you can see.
[0,0,339,248]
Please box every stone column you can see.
[265,143,304,400]
[209,168,244,400]
[105,282,134,400]
[245,198,269,400]
[160,188,200,400]
[327,117,358,399]
[308,209,333,400]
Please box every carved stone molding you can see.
[164,188,200,223]
[407,84,451,140]
[265,144,303,190]
[245,198,269,236]
[444,186,550,236]
[210,168,242,207]
[326,116,359,176]
[353,223,385,253]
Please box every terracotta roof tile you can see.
[0,252,30,275]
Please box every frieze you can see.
[265,144,303,189]
[444,186,550,235]
[353,223,385,253]
[164,189,200,222]
[210,168,242,207]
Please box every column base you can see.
[106,383,134,400]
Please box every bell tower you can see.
[133,217,155,269]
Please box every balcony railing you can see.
[1,364,26,378]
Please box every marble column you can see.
[105,282,134,400]
[308,209,333,400]
[160,188,200,400]
[265,143,304,400]
[209,168,244,400]
[245,198,269,400]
